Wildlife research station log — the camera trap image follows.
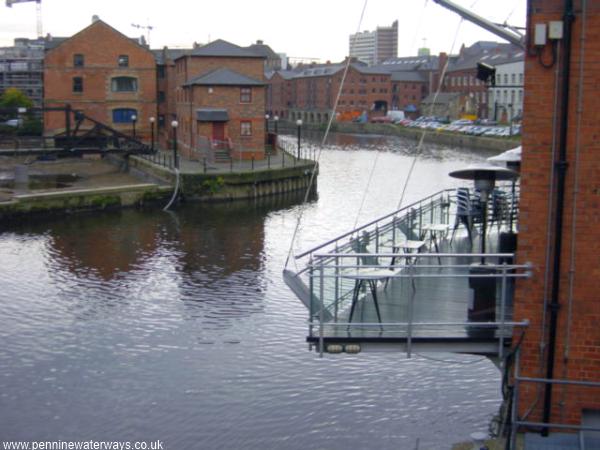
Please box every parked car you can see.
[2,118,23,127]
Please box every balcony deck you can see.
[284,187,529,356]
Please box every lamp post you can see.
[265,114,270,133]
[149,116,155,151]
[131,114,137,139]
[171,120,179,169]
[274,115,279,134]
[296,119,302,159]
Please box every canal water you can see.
[0,133,502,449]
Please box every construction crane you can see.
[131,23,154,46]
[6,0,43,38]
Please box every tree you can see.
[0,88,34,109]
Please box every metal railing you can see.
[308,251,531,357]
[510,348,600,449]
[284,185,523,357]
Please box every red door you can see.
[212,122,225,143]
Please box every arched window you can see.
[112,108,137,123]
[111,77,137,92]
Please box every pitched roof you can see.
[184,67,264,86]
[391,71,427,82]
[152,48,191,64]
[43,20,153,56]
[187,39,264,58]
[245,42,278,59]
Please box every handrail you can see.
[295,189,454,259]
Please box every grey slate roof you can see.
[391,71,427,82]
[184,67,264,86]
[152,48,191,64]
[421,92,460,105]
[188,39,263,58]
[245,43,278,60]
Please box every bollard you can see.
[251,156,254,171]
[203,157,207,174]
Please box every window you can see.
[72,77,83,93]
[111,76,137,92]
[504,74,508,84]
[158,115,165,127]
[112,108,137,123]
[511,74,516,84]
[158,91,165,103]
[73,54,84,67]
[497,74,501,85]
[157,65,165,79]
[240,121,252,136]
[519,73,524,84]
[240,87,252,103]
[118,55,129,67]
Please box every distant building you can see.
[420,92,463,120]
[268,60,391,124]
[349,20,398,66]
[245,40,282,71]
[43,18,157,139]
[487,55,524,123]
[0,37,45,107]
[443,41,522,119]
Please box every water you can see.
[0,133,503,449]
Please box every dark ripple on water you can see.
[0,134,502,448]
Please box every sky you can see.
[0,0,526,61]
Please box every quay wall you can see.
[283,121,519,152]
[0,184,172,220]
[128,156,318,202]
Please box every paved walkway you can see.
[138,149,317,175]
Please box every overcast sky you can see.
[1,0,526,61]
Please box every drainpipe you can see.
[542,0,574,435]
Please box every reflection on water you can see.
[0,134,502,449]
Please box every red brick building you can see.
[154,47,190,148]
[268,61,391,123]
[43,19,157,140]
[173,39,266,159]
[513,0,600,443]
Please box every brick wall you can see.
[44,20,157,140]
[513,0,600,430]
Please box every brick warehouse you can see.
[173,40,266,160]
[44,18,157,141]
[512,0,600,442]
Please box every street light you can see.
[265,113,270,133]
[296,119,302,159]
[131,114,137,138]
[149,116,155,151]
[171,120,179,169]
[274,115,279,134]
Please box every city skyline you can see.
[1,0,526,61]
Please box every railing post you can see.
[308,256,314,341]
[510,347,521,450]
[499,262,508,358]
[334,244,340,322]
[407,261,415,359]
[319,261,325,358]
